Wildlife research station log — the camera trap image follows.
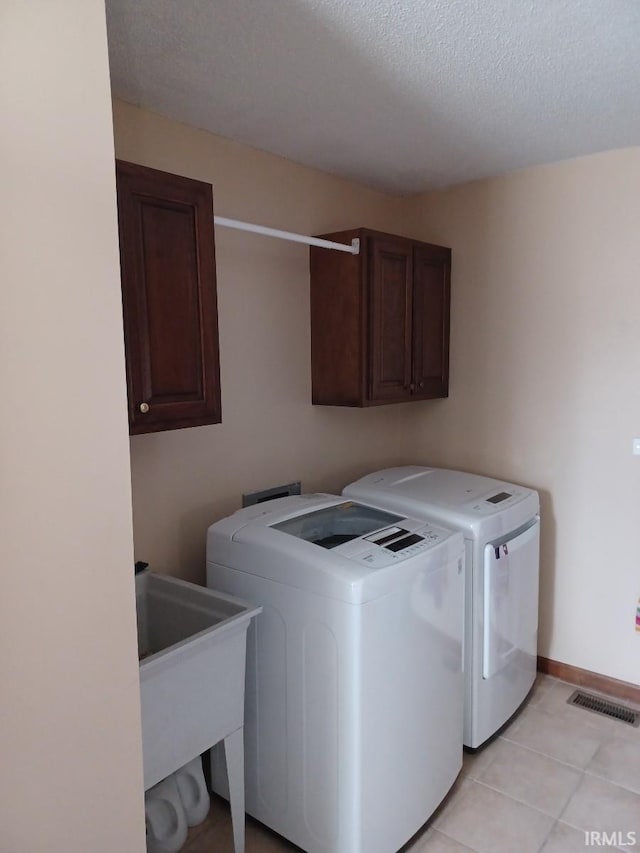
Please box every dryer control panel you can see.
[465,488,526,515]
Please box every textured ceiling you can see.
[106,0,640,194]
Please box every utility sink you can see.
[136,571,261,791]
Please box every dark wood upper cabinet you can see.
[412,244,451,398]
[310,228,450,407]
[115,161,221,434]
[370,238,414,402]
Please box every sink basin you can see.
[136,571,261,790]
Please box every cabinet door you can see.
[412,245,451,398]
[116,161,221,434]
[369,238,413,401]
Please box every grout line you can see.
[445,778,564,853]
[535,817,559,853]
[555,781,640,848]
[581,763,640,796]
[471,777,577,822]
[430,829,480,852]
[497,730,598,772]
[554,765,586,824]
[564,770,640,800]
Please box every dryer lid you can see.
[344,467,539,532]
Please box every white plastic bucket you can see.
[145,775,188,853]
[174,756,210,827]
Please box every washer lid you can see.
[270,501,403,549]
[207,493,462,603]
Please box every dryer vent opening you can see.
[566,690,640,727]
[242,481,301,507]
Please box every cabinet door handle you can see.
[409,383,415,392]
[139,402,150,413]
[418,380,424,389]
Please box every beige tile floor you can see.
[181,676,640,853]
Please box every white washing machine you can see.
[206,494,465,853]
[344,467,540,749]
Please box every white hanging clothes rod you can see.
[214,216,360,255]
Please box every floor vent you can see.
[567,690,640,727]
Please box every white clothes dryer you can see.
[206,494,465,853]
[344,467,540,749]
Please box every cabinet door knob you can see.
[418,381,424,389]
[139,402,150,413]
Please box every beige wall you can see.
[1,5,145,851]
[112,100,433,583]
[406,149,640,685]
[113,101,640,688]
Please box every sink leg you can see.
[224,727,245,853]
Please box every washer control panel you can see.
[351,522,451,569]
